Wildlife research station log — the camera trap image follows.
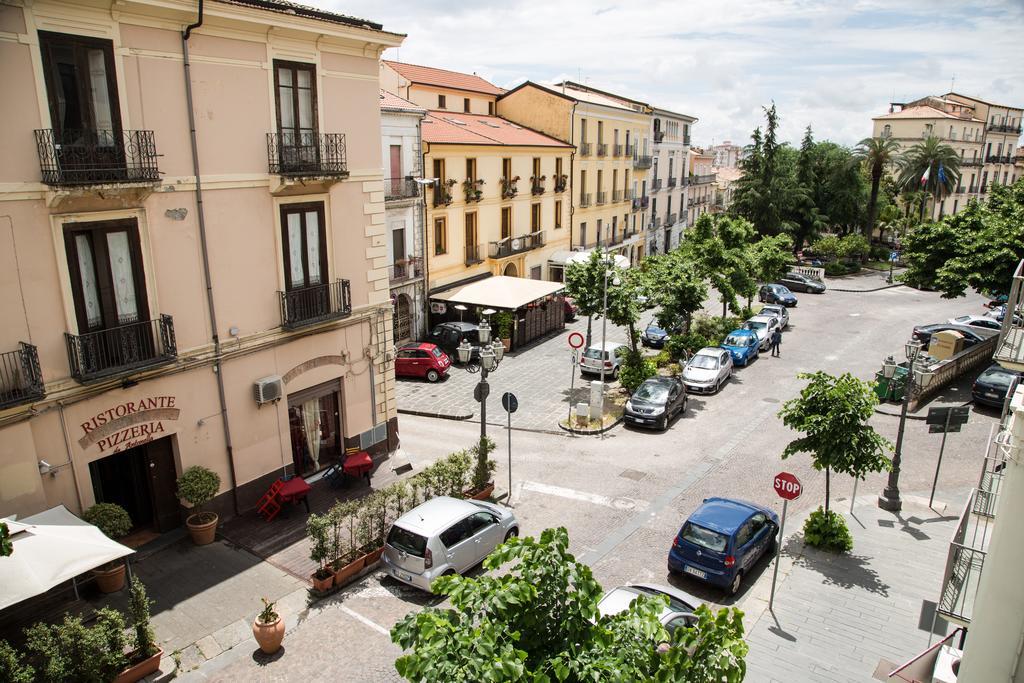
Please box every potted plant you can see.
[251,598,284,655]
[492,311,514,350]
[82,503,132,593]
[330,501,364,587]
[113,577,163,683]
[176,466,221,545]
[307,513,334,592]
[466,436,497,500]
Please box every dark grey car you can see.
[624,377,687,431]
[780,272,826,293]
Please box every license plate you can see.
[683,565,706,579]
[986,392,1000,398]
[392,568,412,582]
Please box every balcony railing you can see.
[667,177,677,188]
[960,158,982,167]
[987,123,1022,134]
[580,193,592,208]
[433,180,455,207]
[624,189,633,200]
[649,216,663,229]
[580,142,592,156]
[267,132,348,178]
[465,243,484,266]
[994,258,1024,371]
[986,154,1013,164]
[612,189,623,203]
[501,177,520,199]
[640,196,649,209]
[35,129,160,186]
[667,213,677,226]
[654,130,665,143]
[651,179,663,192]
[389,259,422,283]
[554,174,568,193]
[489,231,544,259]
[682,135,691,145]
[279,279,352,330]
[613,144,624,157]
[607,230,624,246]
[0,343,44,409]
[531,176,546,195]
[596,191,607,205]
[691,173,717,185]
[968,184,979,193]
[66,315,177,383]
[624,144,634,157]
[634,155,653,170]
[631,198,641,212]
[597,143,608,157]
[386,177,420,201]
[463,179,484,203]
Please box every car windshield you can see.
[646,326,666,335]
[776,286,792,295]
[981,369,1019,388]
[689,355,718,370]
[724,334,751,347]
[387,526,427,557]
[583,348,606,360]
[681,522,728,553]
[431,347,444,358]
[633,382,670,401]
[747,321,768,332]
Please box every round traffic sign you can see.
[502,392,519,413]
[568,332,584,349]
[773,472,802,501]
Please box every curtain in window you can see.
[287,212,304,289]
[302,398,322,471]
[278,67,294,143]
[107,231,139,323]
[75,234,103,328]
[87,48,113,132]
[304,210,321,285]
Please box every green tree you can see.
[854,136,901,239]
[732,105,800,236]
[813,142,866,235]
[0,640,34,683]
[391,527,748,682]
[897,136,961,219]
[1,522,11,557]
[750,234,795,284]
[603,265,651,352]
[778,372,893,516]
[565,248,612,348]
[684,213,756,320]
[643,250,708,334]
[790,127,828,251]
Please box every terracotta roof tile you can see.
[873,105,982,122]
[422,112,571,147]
[215,0,384,31]
[380,89,425,113]
[383,61,505,96]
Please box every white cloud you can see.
[321,0,1024,147]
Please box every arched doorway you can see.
[393,293,412,343]
[502,262,518,277]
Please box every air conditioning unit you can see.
[254,375,283,405]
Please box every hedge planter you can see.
[252,617,285,655]
[186,513,218,546]
[465,482,495,501]
[311,569,334,592]
[93,563,127,593]
[112,649,164,683]
[362,546,384,566]
[332,555,365,587]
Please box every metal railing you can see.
[987,123,1022,134]
[489,231,544,259]
[682,135,691,145]
[279,279,352,330]
[267,132,347,177]
[624,144,634,157]
[613,144,624,157]
[596,143,608,157]
[994,259,1024,370]
[389,260,422,283]
[554,175,568,193]
[654,130,665,143]
[968,184,979,193]
[634,155,653,169]
[35,129,160,186]
[386,177,420,201]
[500,177,519,199]
[531,176,545,195]
[987,154,1013,164]
[960,158,982,167]
[463,179,484,203]
[691,173,717,185]
[624,188,633,200]
[0,343,44,409]
[640,196,649,209]
[667,213,677,226]
[606,230,624,246]
[612,189,623,203]
[580,142,592,156]
[667,177,677,188]
[66,315,176,382]
[596,191,607,205]
[465,243,484,265]
[649,216,663,229]
[580,193,592,208]
[651,179,662,192]
[433,181,455,207]
[631,198,641,212]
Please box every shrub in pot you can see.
[23,608,128,682]
[329,501,364,585]
[306,513,334,592]
[115,577,163,683]
[176,466,221,545]
[82,502,132,593]
[252,598,284,655]
[0,640,34,683]
[468,436,497,499]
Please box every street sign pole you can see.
[770,471,802,613]
[501,392,519,506]
[567,350,577,434]
[929,409,952,509]
[769,499,787,613]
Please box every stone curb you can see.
[874,399,972,421]
[397,407,473,421]
[556,416,623,435]
[829,282,907,293]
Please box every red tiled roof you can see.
[383,60,505,96]
[379,89,425,113]
[422,112,571,147]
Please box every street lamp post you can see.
[597,256,621,419]
[878,341,935,512]
[457,310,504,441]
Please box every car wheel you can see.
[426,369,440,383]
[504,528,519,542]
[728,571,744,596]
[659,416,669,431]
[612,366,620,380]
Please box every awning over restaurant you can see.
[0,505,134,610]
[548,250,630,269]
[430,275,564,310]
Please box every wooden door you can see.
[389,145,402,194]
[144,438,181,532]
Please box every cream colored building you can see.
[0,0,402,527]
[650,107,696,253]
[497,81,653,267]
[710,141,743,169]
[945,92,1021,191]
[686,147,717,227]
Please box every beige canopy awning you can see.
[431,276,564,310]
[548,250,630,269]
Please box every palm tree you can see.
[854,136,900,239]
[897,136,961,220]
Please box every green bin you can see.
[874,365,909,403]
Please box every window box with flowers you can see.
[553,174,568,193]
[462,178,484,202]
[500,176,520,199]
[530,175,546,195]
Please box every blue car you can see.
[721,329,759,366]
[668,497,780,595]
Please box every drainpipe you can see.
[182,0,240,515]
[421,139,432,328]
[569,102,577,251]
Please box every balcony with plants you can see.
[433,179,457,207]
[389,258,423,284]
[0,342,45,409]
[35,128,160,187]
[500,176,520,199]
[531,175,546,196]
[463,178,485,203]
[553,174,568,193]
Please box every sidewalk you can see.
[740,491,964,683]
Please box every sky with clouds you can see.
[320,0,1024,149]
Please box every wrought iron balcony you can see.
[640,196,649,209]
[433,180,456,207]
[580,192,592,208]
[633,155,653,170]
[649,216,663,229]
[960,158,982,167]
[531,176,546,195]
[465,243,484,266]
[631,198,641,212]
[489,231,544,259]
[613,144,624,157]
[968,184,979,193]
[606,230,624,246]
[667,213,677,226]
[267,132,348,178]
[35,129,160,186]
[463,179,484,203]
[691,173,717,185]
[501,177,520,199]
[624,144,634,157]
[596,191,607,205]
[0,343,44,409]
[386,177,420,201]
[612,189,623,203]
[553,174,568,193]
[279,280,352,330]
[596,143,608,157]
[624,189,633,200]
[682,135,691,145]
[987,123,1022,134]
[667,177,677,188]
[986,154,1013,164]
[994,258,1024,372]
[651,179,662,192]
[66,315,177,383]
[580,142,592,156]
[654,130,666,143]
[389,259,422,283]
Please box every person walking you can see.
[770,328,782,357]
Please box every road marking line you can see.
[341,606,390,636]
[521,480,648,511]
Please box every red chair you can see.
[256,479,284,522]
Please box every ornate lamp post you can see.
[456,309,505,441]
[878,340,935,512]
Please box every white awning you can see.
[431,276,564,310]
[0,505,134,610]
[552,250,630,269]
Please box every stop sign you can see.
[773,472,802,501]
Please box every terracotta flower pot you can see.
[362,546,384,566]
[332,555,365,588]
[112,648,164,683]
[252,617,285,655]
[186,513,218,546]
[311,569,334,592]
[93,563,126,593]
[465,483,495,501]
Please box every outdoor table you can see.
[343,451,373,484]
[278,477,312,513]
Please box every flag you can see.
[937,163,947,185]
[920,165,931,186]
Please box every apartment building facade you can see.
[0,0,402,527]
[686,147,717,227]
[380,90,427,344]
[945,92,1022,193]
[497,81,652,268]
[650,107,696,253]
[710,141,743,169]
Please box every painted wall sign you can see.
[78,396,180,453]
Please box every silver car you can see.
[682,347,733,394]
[382,496,519,592]
[744,314,781,350]
[580,342,630,379]
[597,583,703,634]
[761,304,789,330]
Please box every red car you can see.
[395,342,450,382]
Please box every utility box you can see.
[930,330,965,360]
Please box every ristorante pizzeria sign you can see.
[78,396,180,454]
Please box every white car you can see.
[761,304,790,330]
[953,314,1003,331]
[682,347,733,394]
[580,342,630,379]
[597,583,703,635]
[382,496,518,592]
[744,314,781,351]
